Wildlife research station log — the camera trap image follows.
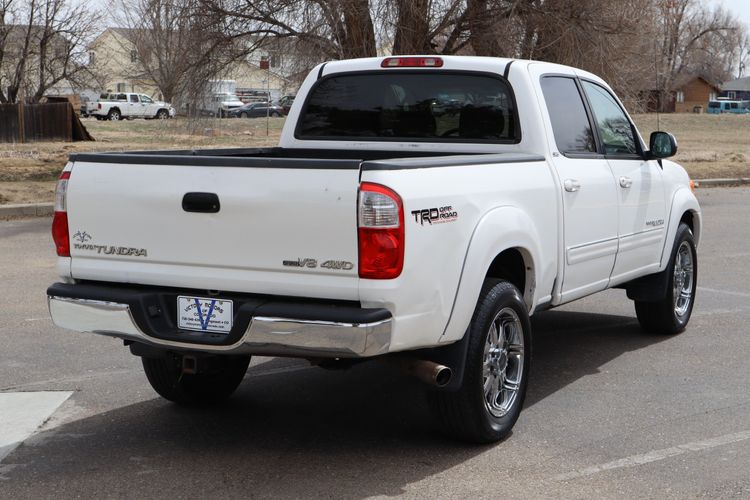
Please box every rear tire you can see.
[430,280,531,443]
[107,109,121,121]
[635,223,697,334]
[142,353,250,405]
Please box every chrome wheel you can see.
[673,240,694,317]
[483,307,525,418]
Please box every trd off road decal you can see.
[411,205,459,225]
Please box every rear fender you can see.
[440,206,541,344]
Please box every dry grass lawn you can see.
[1,112,748,205]
[633,113,750,180]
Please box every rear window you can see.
[296,72,518,142]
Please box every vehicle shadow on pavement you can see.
[526,309,671,408]
[6,359,484,497]
[5,310,670,497]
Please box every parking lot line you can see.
[698,286,750,299]
[0,391,72,462]
[553,429,750,481]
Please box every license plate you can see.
[177,296,233,334]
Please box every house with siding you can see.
[719,77,750,101]
[87,28,290,103]
[672,76,720,113]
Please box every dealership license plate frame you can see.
[177,296,233,334]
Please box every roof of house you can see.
[672,75,721,92]
[721,77,750,92]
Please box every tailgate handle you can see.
[182,192,220,213]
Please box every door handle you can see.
[182,192,220,213]
[619,176,633,188]
[564,179,581,192]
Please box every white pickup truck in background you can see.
[48,56,701,443]
[90,92,176,121]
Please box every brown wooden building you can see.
[673,76,720,113]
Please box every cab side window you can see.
[130,95,139,103]
[581,81,637,156]
[540,77,596,154]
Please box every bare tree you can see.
[115,0,244,105]
[0,0,98,103]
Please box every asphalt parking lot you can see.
[1,187,749,498]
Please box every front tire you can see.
[430,280,531,443]
[156,109,169,119]
[635,223,697,334]
[142,353,250,405]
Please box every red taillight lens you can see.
[358,183,404,279]
[52,211,70,257]
[52,170,71,257]
[381,57,443,68]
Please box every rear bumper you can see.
[47,283,391,358]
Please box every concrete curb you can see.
[694,178,750,187]
[0,203,54,218]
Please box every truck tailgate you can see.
[66,158,361,301]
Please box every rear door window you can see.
[540,77,596,154]
[297,72,518,142]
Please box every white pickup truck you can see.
[90,92,176,121]
[48,56,701,443]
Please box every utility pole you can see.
[260,55,270,136]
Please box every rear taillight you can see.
[358,182,404,279]
[381,57,443,68]
[52,170,71,257]
[97,103,101,109]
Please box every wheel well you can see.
[485,248,527,295]
[109,107,120,113]
[680,211,694,232]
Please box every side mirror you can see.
[648,131,678,159]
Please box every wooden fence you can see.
[0,102,92,143]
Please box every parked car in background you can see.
[90,93,175,120]
[229,102,284,118]
[278,95,295,115]
[707,99,750,114]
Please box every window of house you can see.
[116,83,126,92]
[676,91,685,103]
[710,92,717,101]
[728,91,736,100]
[89,51,95,65]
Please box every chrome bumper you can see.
[48,296,391,358]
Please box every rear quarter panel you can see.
[359,159,558,351]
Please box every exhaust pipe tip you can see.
[433,366,452,388]
[401,359,452,388]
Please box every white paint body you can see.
[58,57,702,354]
